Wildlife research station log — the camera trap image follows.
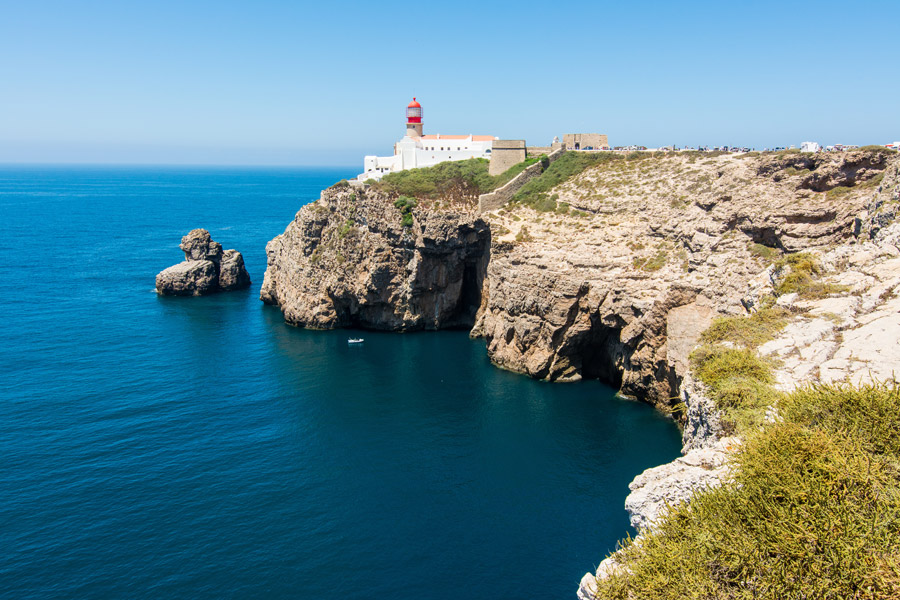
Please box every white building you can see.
[357,98,497,181]
[801,141,821,153]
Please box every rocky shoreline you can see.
[258,150,900,597]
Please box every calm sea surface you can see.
[0,166,681,599]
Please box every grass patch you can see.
[827,185,855,200]
[370,154,558,204]
[632,249,668,272]
[514,226,532,243]
[775,252,849,299]
[781,382,900,457]
[749,242,779,263]
[700,307,790,348]
[511,152,622,209]
[858,145,898,155]
[783,167,812,177]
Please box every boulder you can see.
[156,260,218,296]
[156,229,250,296]
[180,228,223,262]
[219,249,252,291]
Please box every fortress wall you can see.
[526,146,552,156]
[489,140,527,176]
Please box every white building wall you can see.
[357,135,495,181]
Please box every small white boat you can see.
[348,338,364,344]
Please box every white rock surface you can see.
[624,436,736,531]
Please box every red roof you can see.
[407,97,421,108]
[421,135,495,141]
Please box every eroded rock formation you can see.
[481,150,893,408]
[261,185,490,330]
[256,150,900,598]
[156,229,250,296]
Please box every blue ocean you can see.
[0,166,681,599]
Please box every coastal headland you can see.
[261,147,900,597]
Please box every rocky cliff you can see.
[478,150,892,406]
[263,151,895,399]
[261,184,490,330]
[260,149,900,598]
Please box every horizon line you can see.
[0,161,360,169]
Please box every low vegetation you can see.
[511,152,623,211]
[700,306,790,348]
[597,382,900,598]
[373,158,494,202]
[690,345,777,433]
[597,279,900,598]
[393,196,417,228]
[369,155,552,205]
[774,252,848,299]
[632,249,668,272]
[748,242,780,263]
[490,156,538,189]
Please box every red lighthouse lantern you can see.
[406,97,422,123]
[406,97,423,138]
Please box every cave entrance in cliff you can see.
[574,315,624,389]
[452,258,484,328]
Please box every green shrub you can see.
[338,217,355,239]
[690,345,776,431]
[374,158,493,201]
[633,249,668,272]
[490,157,538,189]
[394,195,417,228]
[515,226,532,243]
[774,252,848,299]
[858,145,898,154]
[700,307,790,348]
[595,384,900,599]
[781,382,900,457]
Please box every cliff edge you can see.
[261,183,490,330]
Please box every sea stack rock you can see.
[156,229,251,296]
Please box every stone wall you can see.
[526,146,552,156]
[563,133,609,150]
[489,140,527,176]
[477,148,566,213]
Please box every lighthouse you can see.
[406,97,423,138]
[357,97,497,181]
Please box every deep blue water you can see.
[0,165,682,599]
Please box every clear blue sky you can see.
[2,0,897,166]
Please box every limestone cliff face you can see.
[577,152,900,600]
[262,151,896,406]
[477,150,893,408]
[261,185,490,330]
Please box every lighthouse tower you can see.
[406,97,423,138]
